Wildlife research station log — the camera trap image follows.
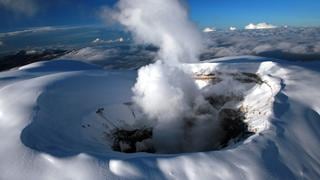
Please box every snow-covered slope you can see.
[0,57,319,179]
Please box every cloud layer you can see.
[202,27,320,61]
[61,27,320,69]
[2,26,319,67]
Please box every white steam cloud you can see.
[113,0,203,64]
[132,61,220,153]
[112,0,218,153]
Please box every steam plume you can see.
[112,0,219,153]
[113,0,203,64]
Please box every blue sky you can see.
[189,0,320,28]
[0,0,319,32]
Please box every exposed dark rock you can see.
[218,108,253,147]
[193,73,222,85]
[111,128,154,153]
[206,95,243,109]
[194,71,263,85]
[233,72,264,84]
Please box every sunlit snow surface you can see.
[0,56,320,179]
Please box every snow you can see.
[0,57,320,179]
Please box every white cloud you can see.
[229,27,237,31]
[203,27,215,33]
[0,0,38,16]
[245,22,277,30]
[92,38,103,44]
[92,37,124,44]
[0,41,3,46]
